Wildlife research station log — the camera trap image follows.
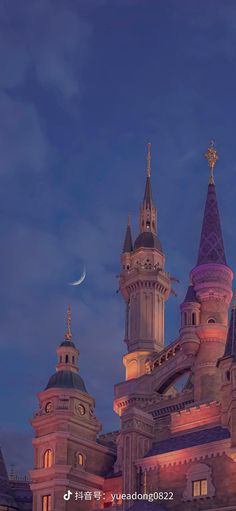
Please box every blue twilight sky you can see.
[1,0,236,473]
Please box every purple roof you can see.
[197,183,226,265]
[223,305,236,358]
[145,426,230,457]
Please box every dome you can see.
[59,340,76,348]
[134,231,163,252]
[45,370,87,392]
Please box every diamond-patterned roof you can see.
[197,183,226,265]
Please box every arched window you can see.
[184,312,188,326]
[192,312,196,326]
[208,318,216,324]
[77,453,84,466]
[43,449,53,468]
[72,356,75,364]
[65,354,69,363]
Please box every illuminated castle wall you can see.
[28,143,236,510]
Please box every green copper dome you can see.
[45,370,87,392]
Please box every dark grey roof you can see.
[60,340,76,348]
[183,285,198,303]
[45,370,87,392]
[130,503,167,511]
[134,231,163,252]
[145,426,230,457]
[123,224,133,253]
[0,448,18,509]
[143,176,153,209]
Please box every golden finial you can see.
[147,142,151,177]
[204,140,219,185]
[65,304,72,340]
[232,290,236,310]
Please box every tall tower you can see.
[30,306,115,511]
[190,142,233,401]
[119,144,171,380]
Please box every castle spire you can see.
[123,213,133,253]
[197,141,226,266]
[143,143,153,209]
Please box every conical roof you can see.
[197,183,226,266]
[122,216,133,253]
[0,448,18,509]
[143,176,153,209]
[183,285,198,303]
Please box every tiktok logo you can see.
[63,490,73,501]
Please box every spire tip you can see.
[65,304,72,341]
[147,142,151,177]
[204,140,219,185]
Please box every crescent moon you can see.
[69,268,86,286]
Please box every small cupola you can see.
[180,283,200,328]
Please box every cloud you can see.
[0,0,91,98]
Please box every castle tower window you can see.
[207,318,216,324]
[72,356,75,364]
[192,312,196,326]
[65,354,69,363]
[42,495,52,511]
[192,479,208,497]
[184,312,188,325]
[43,449,53,468]
[77,453,84,466]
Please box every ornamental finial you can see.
[65,304,72,341]
[204,140,219,185]
[147,142,151,177]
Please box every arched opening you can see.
[184,312,188,326]
[77,453,84,466]
[43,449,53,468]
[192,312,196,325]
[208,318,216,324]
[72,356,75,364]
[156,368,192,395]
[65,354,69,363]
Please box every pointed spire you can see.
[123,213,133,253]
[197,142,226,266]
[147,142,151,177]
[143,143,153,209]
[223,290,236,358]
[65,304,72,341]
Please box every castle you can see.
[1,141,236,510]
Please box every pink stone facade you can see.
[30,145,236,510]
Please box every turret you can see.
[180,283,201,357]
[119,144,171,380]
[190,142,233,401]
